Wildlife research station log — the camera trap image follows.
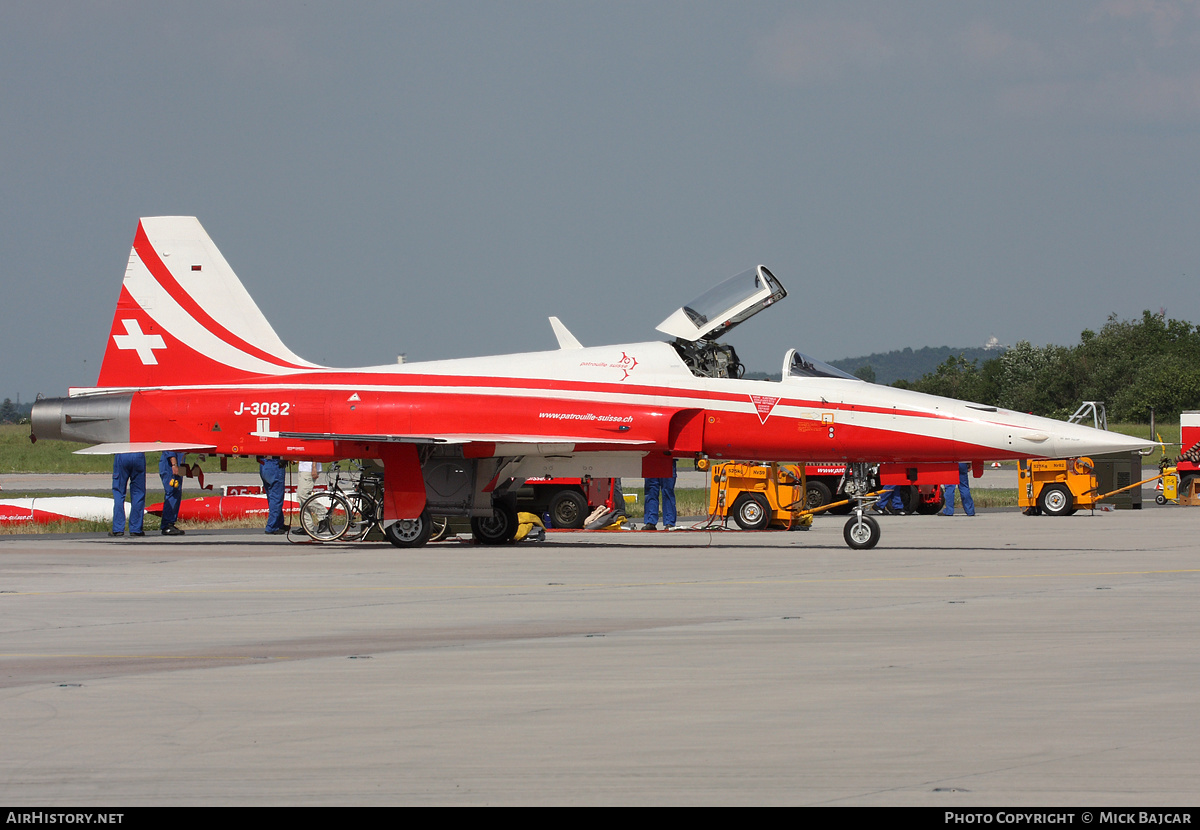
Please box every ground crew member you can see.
[259,456,288,534]
[941,462,976,516]
[111,452,146,537]
[159,450,186,535]
[297,460,322,505]
[642,459,678,530]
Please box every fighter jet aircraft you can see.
[31,217,1150,548]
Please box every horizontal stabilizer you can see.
[74,442,218,455]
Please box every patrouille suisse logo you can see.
[750,394,781,424]
[617,351,638,380]
[579,351,639,381]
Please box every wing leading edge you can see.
[278,431,653,446]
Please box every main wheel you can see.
[1037,484,1073,517]
[384,509,433,547]
[805,481,832,510]
[299,492,352,541]
[548,489,588,529]
[843,514,881,549]
[732,493,771,530]
[471,500,519,545]
[898,485,922,514]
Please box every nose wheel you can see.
[843,510,881,549]
[839,462,883,549]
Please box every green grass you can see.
[0,516,274,536]
[0,424,264,474]
[0,518,116,535]
[967,488,1018,509]
[2,424,112,473]
[624,488,709,519]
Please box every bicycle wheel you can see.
[299,492,352,541]
[342,492,378,541]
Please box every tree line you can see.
[0,398,21,424]
[829,346,1001,386]
[889,311,1200,423]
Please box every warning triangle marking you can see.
[749,394,781,424]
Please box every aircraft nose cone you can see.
[1043,422,1153,458]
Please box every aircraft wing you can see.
[73,442,219,455]
[278,431,653,447]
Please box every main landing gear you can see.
[470,497,519,545]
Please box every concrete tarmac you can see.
[1,508,1197,805]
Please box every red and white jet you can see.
[31,217,1150,547]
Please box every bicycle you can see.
[298,462,379,542]
[297,461,434,546]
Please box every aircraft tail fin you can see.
[95,217,321,389]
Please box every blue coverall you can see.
[259,456,287,533]
[112,452,146,534]
[876,485,905,512]
[644,459,678,528]
[941,462,976,516]
[159,451,185,529]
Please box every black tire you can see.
[299,492,352,541]
[1181,475,1197,498]
[805,481,832,510]
[384,509,433,547]
[471,499,519,545]
[899,485,922,515]
[1155,494,1167,506]
[843,514,881,549]
[1037,484,1073,517]
[732,493,771,530]
[548,489,588,529]
[429,516,451,542]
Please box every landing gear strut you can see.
[840,462,883,550]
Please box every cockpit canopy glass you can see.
[782,348,861,381]
[656,265,787,342]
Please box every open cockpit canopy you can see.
[656,265,786,343]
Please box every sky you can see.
[3,1,1199,400]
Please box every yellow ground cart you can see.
[700,460,812,531]
[1018,456,1175,515]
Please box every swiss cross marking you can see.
[750,394,781,424]
[113,319,166,365]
